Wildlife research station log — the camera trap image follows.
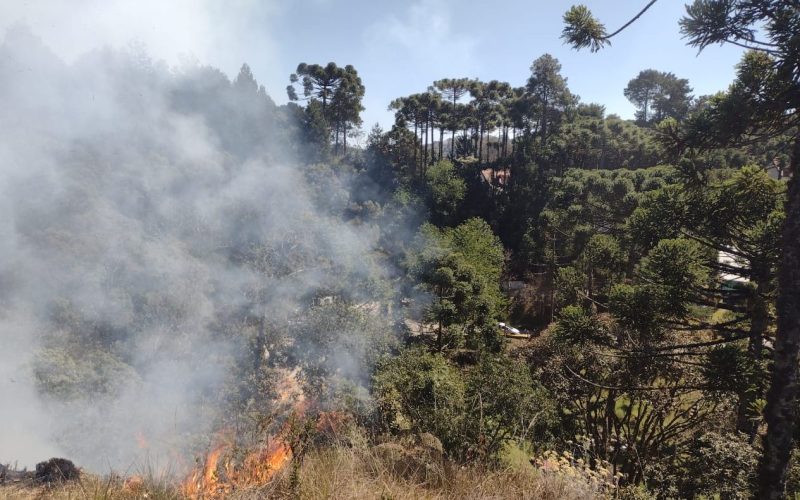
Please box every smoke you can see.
[0,24,387,472]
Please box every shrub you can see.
[674,431,758,498]
[372,347,466,452]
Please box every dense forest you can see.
[0,1,798,499]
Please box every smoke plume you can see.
[0,24,386,472]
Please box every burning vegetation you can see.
[2,1,798,498]
[182,370,309,499]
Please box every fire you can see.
[264,441,291,473]
[182,429,299,498]
[182,444,228,498]
[181,369,308,499]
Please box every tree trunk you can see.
[478,124,484,164]
[511,128,516,158]
[439,128,444,162]
[413,121,419,176]
[423,120,428,167]
[737,273,768,441]
[451,94,457,158]
[430,116,435,163]
[759,134,800,499]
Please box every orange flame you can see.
[182,443,229,498]
[181,368,308,499]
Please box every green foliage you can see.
[419,253,497,350]
[637,238,711,318]
[561,5,609,52]
[579,233,624,296]
[627,185,686,252]
[548,111,662,171]
[703,343,757,393]
[608,283,661,337]
[675,431,758,499]
[554,266,586,309]
[287,62,365,156]
[34,347,138,399]
[462,356,556,460]
[624,69,693,125]
[409,219,506,350]
[372,347,467,452]
[372,348,554,461]
[424,160,466,225]
[552,305,607,345]
[447,218,505,294]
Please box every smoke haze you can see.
[0,23,386,472]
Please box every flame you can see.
[182,443,229,498]
[181,368,308,499]
[204,446,226,485]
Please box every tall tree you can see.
[624,69,693,125]
[287,62,364,155]
[287,62,343,114]
[433,78,474,158]
[329,64,365,154]
[525,54,574,158]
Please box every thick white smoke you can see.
[0,25,384,472]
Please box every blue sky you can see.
[2,0,745,139]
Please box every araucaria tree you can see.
[287,62,365,155]
[563,1,800,497]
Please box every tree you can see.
[562,2,800,496]
[287,62,342,113]
[561,1,660,52]
[287,62,365,155]
[462,356,554,460]
[329,65,365,154]
[433,78,474,158]
[624,69,693,125]
[424,160,466,225]
[409,219,506,351]
[525,54,574,160]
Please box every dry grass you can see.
[231,443,604,499]
[0,473,180,500]
[1,443,603,499]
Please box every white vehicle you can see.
[498,322,522,334]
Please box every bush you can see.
[462,356,556,460]
[372,348,555,461]
[372,347,466,452]
[674,431,758,498]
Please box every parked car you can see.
[498,322,522,335]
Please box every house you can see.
[480,168,511,189]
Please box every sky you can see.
[1,0,746,143]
